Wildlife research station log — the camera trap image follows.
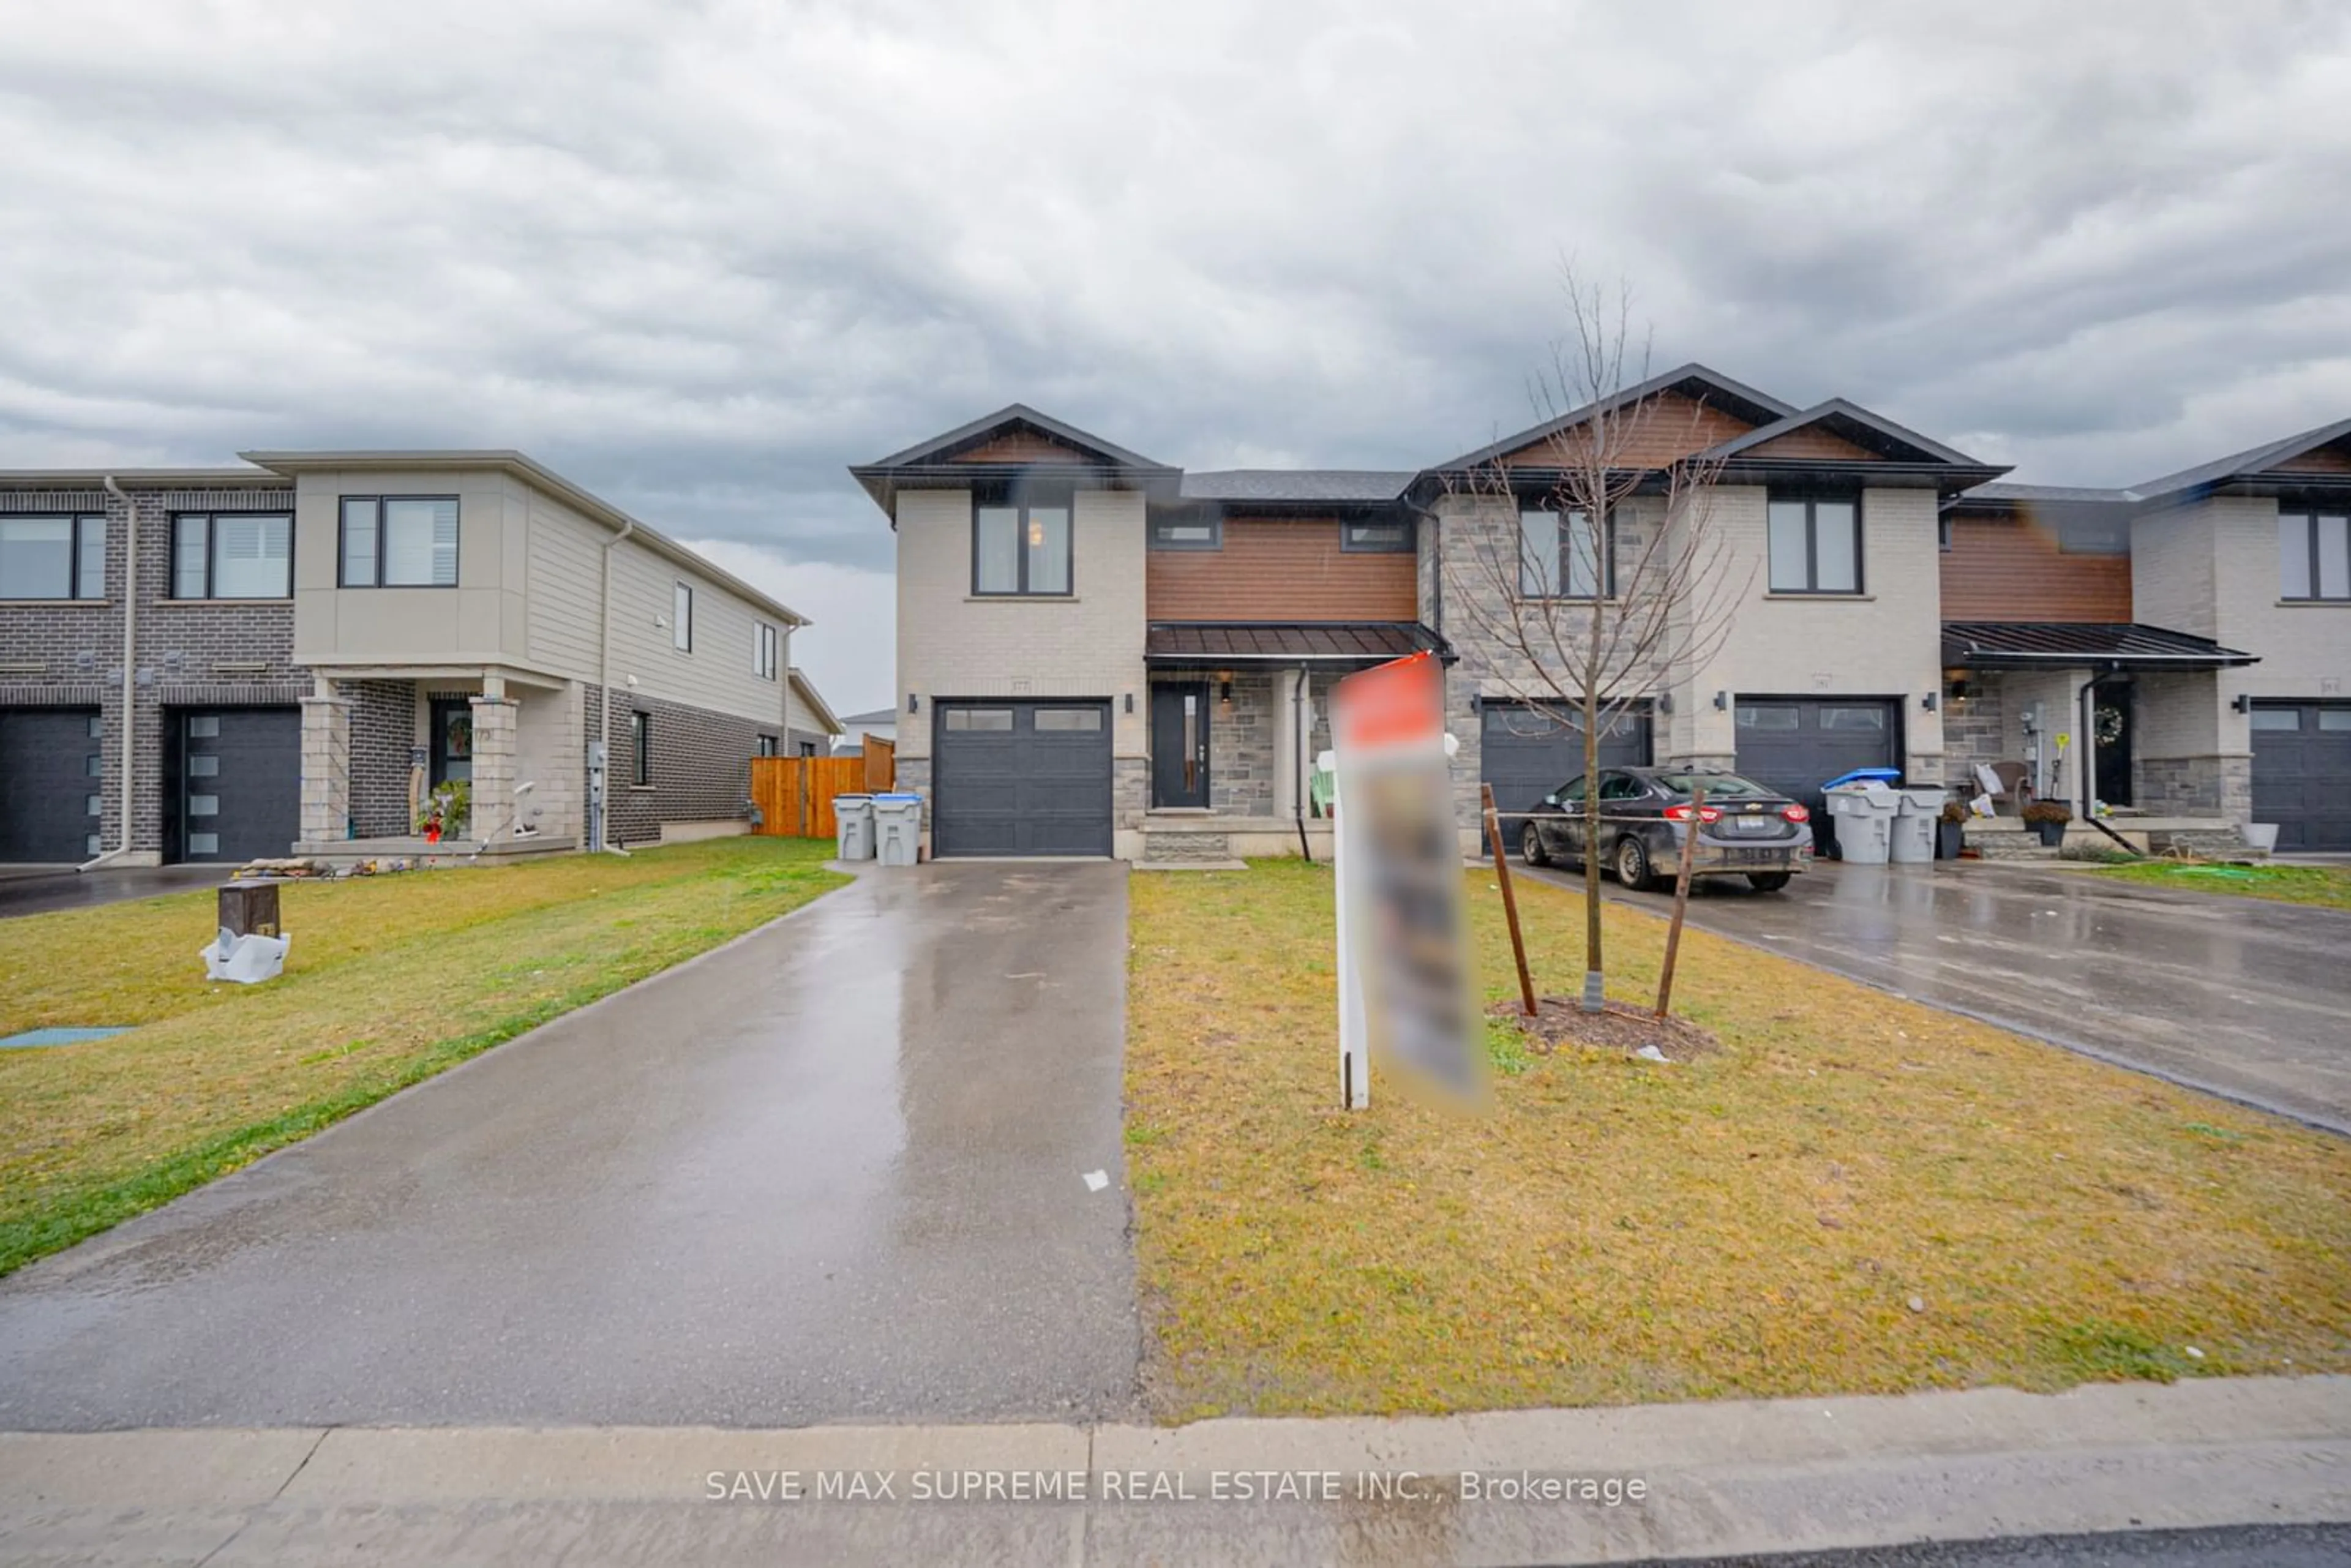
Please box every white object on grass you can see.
[1082,1170,1109,1192]
[201,928,290,985]
[1635,1045,1670,1063]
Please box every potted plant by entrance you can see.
[2021,798,2072,847]
[1937,800,1967,860]
[417,780,471,844]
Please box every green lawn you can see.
[2083,860,2351,912]
[1125,861,2351,1421]
[0,837,847,1277]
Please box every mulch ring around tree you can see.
[1487,996,1722,1062]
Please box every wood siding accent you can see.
[1941,514,2133,623]
[2271,440,2351,475]
[1741,425,1883,461]
[1497,390,1754,469]
[952,430,1096,464]
[1147,517,1419,622]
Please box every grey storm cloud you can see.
[2,0,2348,711]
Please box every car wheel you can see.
[1614,835,1654,892]
[1520,821,1548,867]
[1746,872,1792,892]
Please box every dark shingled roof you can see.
[1941,621,2257,669]
[1178,470,1415,503]
[1957,482,2133,505]
[2128,415,2351,505]
[1145,621,1450,664]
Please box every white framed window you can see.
[0,514,105,599]
[173,513,292,599]
[673,582,694,651]
[340,497,457,587]
[754,621,779,680]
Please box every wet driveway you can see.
[0,863,1138,1430]
[0,865,232,921]
[1533,860,2351,1136]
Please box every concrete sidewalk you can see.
[4,1376,2346,1565]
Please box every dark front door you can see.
[1150,683,1210,809]
[0,708,103,863]
[2092,685,2133,809]
[430,699,474,787]
[170,708,300,863]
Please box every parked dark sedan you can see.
[1519,766,1813,891]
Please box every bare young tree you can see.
[1442,273,1752,1013]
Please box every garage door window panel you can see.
[1768,496,1862,594]
[1,515,105,600]
[2279,512,2350,601]
[2250,708,2300,731]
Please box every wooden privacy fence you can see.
[751,744,896,839]
[861,734,895,790]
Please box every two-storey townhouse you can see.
[0,451,811,866]
[852,406,1447,863]
[1944,418,2350,851]
[1420,366,2006,852]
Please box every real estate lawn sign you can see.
[1330,651,1479,1108]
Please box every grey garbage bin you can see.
[1824,784,1899,865]
[1889,787,1944,865]
[834,794,875,861]
[871,793,923,867]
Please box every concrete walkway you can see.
[0,863,1139,1429]
[2,1376,2344,1564]
[1526,858,2351,1136]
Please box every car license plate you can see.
[1729,846,1785,865]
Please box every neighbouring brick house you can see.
[861,378,2341,862]
[1,452,809,866]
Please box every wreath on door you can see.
[2094,704,2125,747]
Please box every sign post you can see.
[1330,651,1479,1107]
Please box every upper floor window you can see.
[2280,512,2350,601]
[753,621,779,679]
[174,513,291,599]
[974,503,1071,595]
[0,514,104,600]
[1767,495,1861,594]
[1519,509,1612,598]
[1149,516,1220,550]
[1341,519,1412,553]
[672,582,694,651]
[340,497,457,587]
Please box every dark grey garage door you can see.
[2251,701,2351,851]
[1480,702,1652,822]
[0,708,103,863]
[932,700,1114,857]
[168,708,300,864]
[1733,697,1901,816]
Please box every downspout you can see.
[1294,661,1311,863]
[79,476,138,872]
[596,517,636,855]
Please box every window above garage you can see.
[174,513,291,599]
[0,514,105,600]
[974,502,1072,596]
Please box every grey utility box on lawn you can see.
[871,793,922,866]
[834,795,875,861]
[1889,788,1945,865]
[1824,784,1899,865]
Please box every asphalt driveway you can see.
[0,865,232,921]
[0,862,1138,1430]
[1527,859,2351,1137]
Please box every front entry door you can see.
[429,699,474,787]
[1150,683,1210,808]
[2092,686,2133,809]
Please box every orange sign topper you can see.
[1331,651,1444,752]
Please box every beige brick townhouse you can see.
[859,376,2344,862]
[0,451,819,866]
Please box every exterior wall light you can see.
[1921,692,1938,712]
[1712,691,1729,710]
[907,692,919,714]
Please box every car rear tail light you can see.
[1781,803,1811,823]
[1664,803,1722,823]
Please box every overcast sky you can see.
[4,1,2346,715]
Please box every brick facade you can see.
[1,484,298,861]
[588,683,763,848]
[347,679,418,836]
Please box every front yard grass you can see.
[0,837,847,1277]
[2082,859,2351,912]
[1125,861,2351,1420]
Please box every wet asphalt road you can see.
[1640,1523,2351,1566]
[1528,858,2351,1136]
[0,865,231,920]
[0,863,1139,1430]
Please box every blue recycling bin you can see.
[871,792,923,866]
